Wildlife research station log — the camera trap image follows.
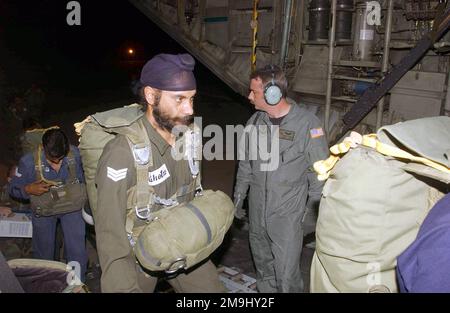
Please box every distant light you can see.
[128,49,134,55]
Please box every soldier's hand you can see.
[233,194,247,220]
[24,180,51,196]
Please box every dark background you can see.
[0,0,247,112]
[1,0,182,91]
[0,0,251,167]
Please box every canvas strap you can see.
[314,132,450,181]
[34,145,77,185]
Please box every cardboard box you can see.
[0,212,33,238]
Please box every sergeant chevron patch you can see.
[107,167,128,182]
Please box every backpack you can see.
[75,104,234,273]
[75,104,145,219]
[310,116,450,293]
[20,126,59,156]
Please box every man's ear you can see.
[144,86,156,106]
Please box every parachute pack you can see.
[311,116,450,292]
[20,126,59,156]
[75,104,234,273]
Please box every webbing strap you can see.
[361,134,450,174]
[314,131,450,181]
[124,118,154,218]
[186,202,212,244]
[34,145,76,185]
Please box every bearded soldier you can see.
[94,53,225,293]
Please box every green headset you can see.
[264,65,283,106]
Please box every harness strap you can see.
[34,145,77,186]
[124,118,203,245]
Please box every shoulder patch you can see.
[310,128,324,139]
[107,167,128,182]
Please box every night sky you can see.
[0,0,217,101]
[0,0,250,132]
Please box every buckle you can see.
[154,196,179,207]
[135,205,151,220]
[165,257,187,274]
[195,185,204,197]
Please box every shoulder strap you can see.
[33,147,43,182]
[33,145,61,185]
[128,118,155,219]
[33,145,78,185]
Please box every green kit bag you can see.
[75,103,144,220]
[310,116,450,293]
[134,189,234,273]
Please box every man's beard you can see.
[153,104,194,132]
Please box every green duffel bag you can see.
[310,116,450,293]
[134,189,234,273]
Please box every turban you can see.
[140,53,196,91]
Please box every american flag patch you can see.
[310,128,324,138]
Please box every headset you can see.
[263,65,283,106]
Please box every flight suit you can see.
[94,116,225,293]
[234,99,329,292]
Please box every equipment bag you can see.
[310,116,450,293]
[75,103,145,220]
[7,258,88,293]
[29,145,87,217]
[20,126,59,156]
[134,189,234,273]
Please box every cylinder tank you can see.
[308,0,330,42]
[335,0,353,42]
[353,1,376,61]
